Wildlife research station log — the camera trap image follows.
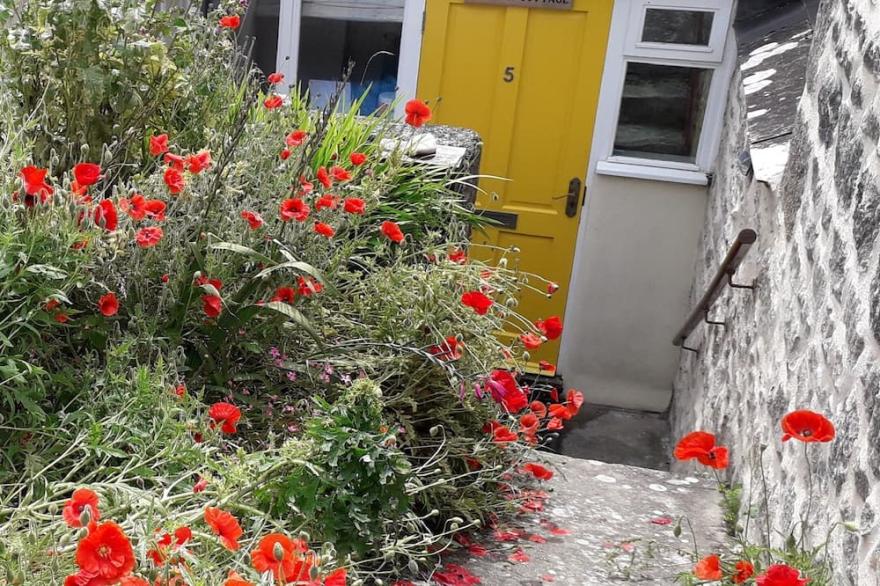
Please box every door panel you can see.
[419,0,613,368]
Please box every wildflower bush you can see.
[0,1,580,584]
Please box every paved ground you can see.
[438,454,727,585]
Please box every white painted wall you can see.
[559,174,707,412]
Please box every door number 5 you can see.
[503,66,515,83]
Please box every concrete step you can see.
[442,453,728,585]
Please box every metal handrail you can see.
[673,229,758,353]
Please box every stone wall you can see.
[671,0,880,583]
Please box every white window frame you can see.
[590,0,737,184]
[276,0,425,118]
[626,0,733,62]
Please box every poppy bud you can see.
[473,518,482,527]
[309,566,319,580]
[429,509,439,517]
[843,521,859,532]
[672,519,682,537]
[298,531,310,542]
[273,542,285,561]
[429,425,441,437]
[79,507,91,527]
[522,352,531,362]
[498,258,508,268]
[408,559,419,574]
[353,581,365,586]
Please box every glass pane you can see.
[613,62,712,163]
[241,0,280,79]
[298,17,401,114]
[641,8,713,46]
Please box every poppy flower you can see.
[693,554,722,580]
[20,166,53,202]
[316,166,332,188]
[120,577,151,586]
[164,152,186,170]
[264,94,283,109]
[343,197,365,214]
[93,199,118,231]
[781,410,835,443]
[209,402,240,434]
[286,130,307,147]
[381,220,405,243]
[73,163,102,187]
[251,533,313,583]
[535,316,563,340]
[520,413,539,431]
[429,336,463,361]
[673,431,729,470]
[186,150,212,174]
[331,166,351,182]
[538,360,556,374]
[547,417,564,431]
[314,222,335,238]
[404,99,432,128]
[315,194,339,210]
[119,194,147,220]
[349,152,367,166]
[164,167,186,194]
[150,134,169,156]
[432,564,481,586]
[566,389,584,416]
[62,488,100,528]
[299,175,314,194]
[75,521,135,581]
[71,179,89,201]
[756,564,808,586]
[548,403,573,421]
[98,293,119,317]
[136,226,164,248]
[280,148,292,160]
[267,72,284,85]
[54,312,70,324]
[734,560,755,584]
[224,571,255,586]
[219,14,240,29]
[522,463,553,481]
[547,282,559,294]
[272,286,296,304]
[241,210,264,229]
[448,249,467,264]
[280,198,310,222]
[201,294,223,318]
[193,476,208,493]
[297,276,323,297]
[487,369,528,413]
[529,401,547,418]
[144,199,166,221]
[492,424,517,444]
[323,568,347,586]
[205,507,243,551]
[461,291,493,315]
[520,332,543,349]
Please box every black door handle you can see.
[565,177,581,218]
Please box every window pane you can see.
[641,8,713,46]
[613,62,712,163]
[241,0,280,79]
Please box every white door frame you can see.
[275,0,425,117]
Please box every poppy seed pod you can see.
[79,507,91,527]
[309,566,319,579]
[273,541,285,561]
[408,559,419,574]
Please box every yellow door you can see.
[418,0,613,368]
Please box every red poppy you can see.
[781,410,835,443]
[535,316,563,340]
[209,402,241,434]
[193,476,208,493]
[98,293,119,317]
[520,332,543,349]
[538,360,556,374]
[120,577,151,586]
[404,99,432,128]
[461,291,493,315]
[267,72,285,85]
[547,282,559,294]
[224,571,255,586]
[186,150,212,174]
[381,220,405,243]
[62,488,101,528]
[734,560,755,584]
[522,463,553,481]
[299,175,314,194]
[73,163,102,187]
[297,276,323,297]
[219,14,240,29]
[315,194,339,211]
[566,389,584,417]
[343,197,365,214]
[93,199,118,231]
[20,166,53,202]
[519,413,539,431]
[241,210,264,229]
[429,336,463,361]
[264,94,283,109]
[150,134,169,156]
[71,179,89,201]
[448,249,467,264]
[164,153,186,170]
[547,417,563,431]
[280,198,310,222]
[331,166,351,182]
[272,286,296,304]
[280,148,292,160]
[75,521,135,581]
[286,130,307,147]
[54,312,70,324]
[205,507,243,551]
[548,403,573,421]
[201,294,223,318]
[529,401,547,418]
[673,431,729,470]
[756,564,808,586]
[492,425,517,444]
[316,166,332,188]
[120,194,147,220]
[693,554,722,580]
[432,564,480,585]
[349,152,367,166]
[135,226,164,248]
[314,222,335,238]
[251,533,313,583]
[195,275,223,291]
[323,568,347,586]
[487,369,528,413]
[163,167,185,194]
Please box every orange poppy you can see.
[205,507,243,551]
[251,533,313,583]
[693,554,722,580]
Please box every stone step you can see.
[441,453,728,585]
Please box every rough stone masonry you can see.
[672,0,880,583]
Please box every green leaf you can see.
[258,301,323,347]
[255,260,325,284]
[25,264,67,279]
[209,242,272,263]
